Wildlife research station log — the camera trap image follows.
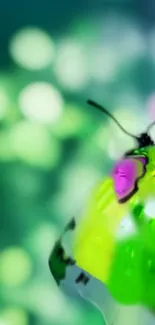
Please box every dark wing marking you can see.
[48,239,75,285]
[64,218,76,233]
[75,272,90,285]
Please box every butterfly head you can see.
[87,99,155,151]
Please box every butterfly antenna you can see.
[87,99,138,140]
[146,120,155,133]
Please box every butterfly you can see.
[49,99,155,325]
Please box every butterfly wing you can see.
[72,177,127,284]
[49,153,155,315]
[72,155,148,283]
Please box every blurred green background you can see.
[1,0,155,324]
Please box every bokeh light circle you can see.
[28,223,59,267]
[19,82,63,124]
[54,39,88,91]
[0,87,9,120]
[10,121,61,168]
[9,27,55,70]
[0,308,28,325]
[0,247,32,287]
[89,46,119,82]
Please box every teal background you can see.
[1,1,155,325]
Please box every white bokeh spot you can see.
[116,214,137,240]
[9,27,55,70]
[19,82,63,124]
[144,198,155,220]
